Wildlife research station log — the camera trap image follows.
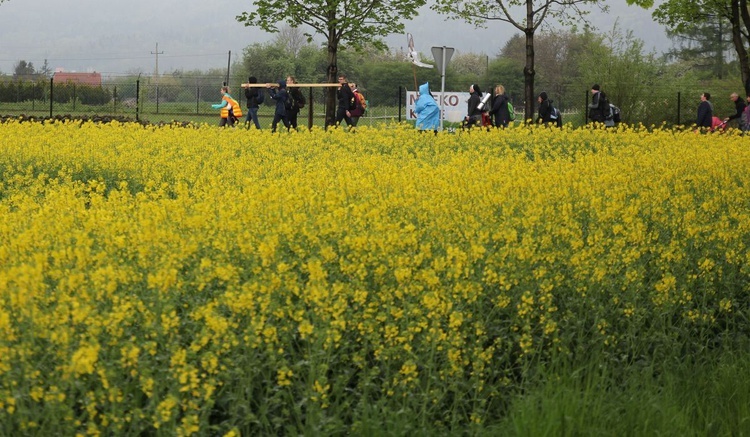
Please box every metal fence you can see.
[0,79,405,128]
[0,79,746,128]
[499,83,747,127]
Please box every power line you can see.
[0,52,229,63]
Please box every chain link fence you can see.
[0,79,405,127]
[0,78,746,128]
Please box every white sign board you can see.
[406,91,469,123]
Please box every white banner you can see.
[406,91,469,123]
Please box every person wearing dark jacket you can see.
[348,82,367,126]
[268,80,291,133]
[537,92,553,124]
[463,83,483,129]
[244,76,262,130]
[286,75,305,130]
[588,84,608,123]
[488,84,511,128]
[724,92,747,129]
[696,92,713,130]
[335,74,355,128]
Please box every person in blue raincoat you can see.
[414,82,440,133]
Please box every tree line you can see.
[1,24,745,125]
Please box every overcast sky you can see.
[0,0,670,77]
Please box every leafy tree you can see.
[237,0,427,126]
[0,80,44,102]
[666,20,734,79]
[38,59,53,79]
[432,0,653,121]
[76,85,111,106]
[500,30,603,110]
[499,31,599,111]
[451,52,490,78]
[148,75,182,103]
[241,41,296,85]
[653,0,750,92]
[13,60,35,80]
[276,25,308,58]
[486,57,525,103]
[289,45,328,82]
[577,25,669,125]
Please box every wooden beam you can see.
[241,83,341,88]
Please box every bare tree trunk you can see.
[326,36,339,127]
[325,28,339,127]
[738,0,750,93]
[523,1,535,122]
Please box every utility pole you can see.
[151,43,164,111]
[151,43,164,85]
[225,51,231,86]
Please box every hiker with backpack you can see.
[335,74,355,129]
[212,86,243,127]
[286,76,306,130]
[588,84,613,126]
[536,92,562,127]
[267,80,291,133]
[244,76,263,130]
[488,84,512,128]
[348,83,367,126]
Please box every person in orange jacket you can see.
[212,86,243,127]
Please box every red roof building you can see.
[53,72,102,86]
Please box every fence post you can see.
[677,91,681,126]
[398,86,402,123]
[196,85,199,114]
[136,79,140,122]
[49,77,54,118]
[308,87,313,130]
[73,84,76,112]
[585,90,589,124]
[113,86,117,114]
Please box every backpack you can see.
[284,93,294,112]
[296,92,305,109]
[507,101,516,121]
[349,95,358,111]
[256,89,264,105]
[599,93,612,120]
[609,104,621,123]
[224,95,242,120]
[549,106,560,121]
[355,92,366,114]
[550,105,563,127]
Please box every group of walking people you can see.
[413,82,564,133]
[212,76,306,132]
[215,78,750,133]
[696,91,750,132]
[212,74,366,132]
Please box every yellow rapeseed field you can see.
[0,120,748,435]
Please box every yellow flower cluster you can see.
[0,120,748,434]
